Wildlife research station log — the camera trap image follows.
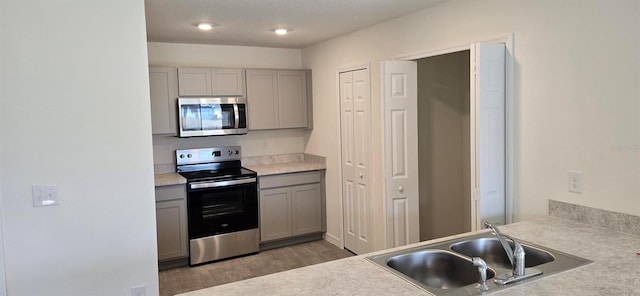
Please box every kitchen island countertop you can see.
[178,215,640,296]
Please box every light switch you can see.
[32,185,59,207]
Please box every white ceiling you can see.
[145,0,447,49]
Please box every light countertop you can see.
[178,216,640,296]
[154,173,186,187]
[154,153,327,186]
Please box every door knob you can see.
[398,186,404,193]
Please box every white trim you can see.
[335,63,370,249]
[337,64,368,74]
[393,44,471,61]
[379,63,388,249]
[390,33,516,227]
[504,33,516,224]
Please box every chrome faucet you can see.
[471,257,489,292]
[484,222,525,278]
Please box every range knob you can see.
[235,150,239,155]
[227,150,233,156]
[179,154,185,159]
[187,153,192,158]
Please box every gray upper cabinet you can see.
[149,67,178,135]
[177,67,245,97]
[246,69,311,130]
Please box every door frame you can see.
[391,33,516,227]
[333,63,370,249]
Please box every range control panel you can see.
[176,146,241,165]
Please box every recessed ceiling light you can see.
[274,28,288,35]
[197,23,214,31]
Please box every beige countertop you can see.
[154,153,326,186]
[243,153,326,176]
[154,173,186,187]
[178,216,640,296]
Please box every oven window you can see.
[200,190,244,219]
[187,182,258,239]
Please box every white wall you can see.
[0,0,159,295]
[147,42,307,167]
[302,0,640,248]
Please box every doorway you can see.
[417,50,472,241]
[382,41,509,247]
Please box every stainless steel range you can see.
[176,146,258,265]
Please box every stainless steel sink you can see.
[450,238,555,269]
[368,232,592,295]
[386,250,496,289]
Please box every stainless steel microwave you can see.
[177,97,248,137]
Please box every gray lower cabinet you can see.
[259,171,323,243]
[155,184,188,261]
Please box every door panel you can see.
[392,197,408,247]
[340,68,372,254]
[259,188,292,242]
[383,61,419,248]
[471,43,506,229]
[246,69,278,129]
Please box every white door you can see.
[471,43,506,229]
[340,69,372,254]
[382,61,419,248]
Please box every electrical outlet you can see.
[130,285,146,296]
[32,185,59,207]
[568,171,583,194]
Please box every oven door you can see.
[186,177,258,239]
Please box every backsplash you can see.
[549,200,640,236]
[242,153,325,166]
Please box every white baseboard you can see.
[323,233,342,249]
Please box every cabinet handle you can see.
[398,186,404,193]
[359,174,363,178]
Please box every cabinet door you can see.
[291,183,322,236]
[213,68,244,96]
[149,67,178,135]
[246,69,278,130]
[259,187,292,242]
[156,199,188,260]
[277,70,308,128]
[178,67,212,96]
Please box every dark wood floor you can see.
[159,240,355,296]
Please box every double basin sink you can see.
[368,232,591,295]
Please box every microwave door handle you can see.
[233,104,239,129]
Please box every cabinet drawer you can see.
[155,185,186,202]
[259,171,322,189]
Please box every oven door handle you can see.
[189,177,257,190]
